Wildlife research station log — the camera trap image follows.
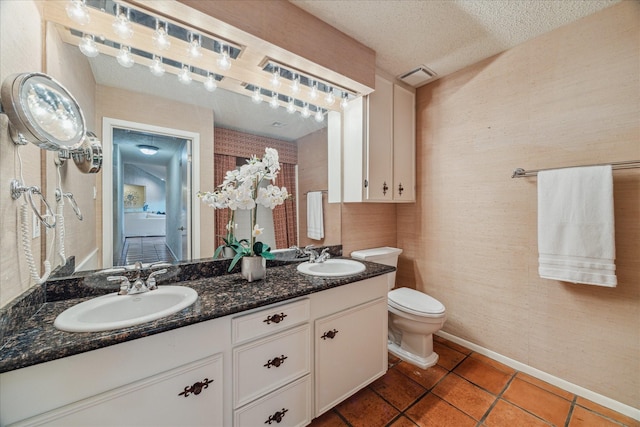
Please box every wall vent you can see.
[398,66,437,87]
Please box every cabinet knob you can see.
[321,329,339,340]
[263,312,287,324]
[398,183,404,196]
[382,181,389,195]
[265,408,288,424]
[178,378,213,397]
[264,355,288,368]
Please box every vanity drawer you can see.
[232,298,310,344]
[234,324,310,407]
[234,375,312,427]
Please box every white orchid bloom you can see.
[252,224,264,237]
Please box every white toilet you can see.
[351,247,446,369]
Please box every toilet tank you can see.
[351,247,403,289]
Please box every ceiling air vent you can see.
[398,66,437,87]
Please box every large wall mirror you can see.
[42,0,348,275]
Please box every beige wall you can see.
[0,0,44,307]
[297,127,341,247]
[95,86,216,261]
[398,1,639,408]
[341,203,397,256]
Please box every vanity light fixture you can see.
[314,107,324,123]
[301,103,311,118]
[112,4,133,40]
[217,45,231,71]
[66,0,90,26]
[149,55,166,77]
[116,45,134,68]
[137,145,159,156]
[290,75,300,94]
[152,20,171,51]
[79,34,99,57]
[251,87,263,104]
[178,65,192,85]
[269,92,279,109]
[187,33,203,59]
[270,68,281,88]
[309,82,318,100]
[324,89,335,106]
[204,73,218,92]
[286,97,296,114]
[340,93,349,109]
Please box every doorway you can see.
[102,118,200,269]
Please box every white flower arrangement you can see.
[199,147,290,270]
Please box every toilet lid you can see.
[388,288,445,316]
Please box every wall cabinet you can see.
[343,74,416,203]
[0,275,389,427]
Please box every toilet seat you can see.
[388,288,445,318]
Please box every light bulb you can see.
[286,98,296,114]
[315,108,324,122]
[309,83,318,100]
[187,34,202,59]
[66,0,90,25]
[217,47,231,71]
[325,89,335,106]
[290,75,300,94]
[252,88,262,104]
[270,70,281,88]
[152,22,171,51]
[178,66,192,84]
[116,46,134,68]
[269,94,279,109]
[204,74,218,92]
[112,7,133,39]
[301,104,310,118]
[340,95,349,109]
[79,34,99,57]
[149,56,165,76]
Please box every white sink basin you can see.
[297,259,366,277]
[54,286,198,332]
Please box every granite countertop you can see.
[0,258,393,374]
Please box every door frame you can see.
[101,117,200,268]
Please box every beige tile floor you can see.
[309,336,639,427]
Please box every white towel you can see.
[307,191,324,240]
[537,165,617,287]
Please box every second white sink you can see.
[54,286,198,333]
[297,259,365,277]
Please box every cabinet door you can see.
[315,298,388,416]
[393,83,416,202]
[14,354,224,427]
[366,74,394,201]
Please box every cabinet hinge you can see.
[364,179,368,188]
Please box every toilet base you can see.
[388,341,439,370]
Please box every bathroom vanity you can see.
[0,259,392,426]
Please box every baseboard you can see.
[436,331,640,421]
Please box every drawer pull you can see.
[265,408,288,424]
[178,378,213,397]
[321,329,339,340]
[264,355,288,368]
[382,181,389,195]
[264,312,287,325]
[398,182,404,196]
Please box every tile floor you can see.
[310,336,638,427]
[118,236,176,265]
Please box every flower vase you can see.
[222,247,236,259]
[241,256,266,282]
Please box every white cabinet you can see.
[314,298,388,415]
[343,74,416,203]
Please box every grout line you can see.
[565,395,578,427]
[476,372,518,426]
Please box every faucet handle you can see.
[146,268,168,290]
[108,275,131,295]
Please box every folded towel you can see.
[538,165,617,287]
[307,191,324,240]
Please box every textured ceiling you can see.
[291,0,621,83]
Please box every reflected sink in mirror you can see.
[297,259,365,277]
[54,286,198,332]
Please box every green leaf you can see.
[228,252,245,272]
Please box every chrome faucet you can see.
[108,262,168,295]
[301,245,331,263]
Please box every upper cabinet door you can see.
[393,84,416,202]
[366,75,394,201]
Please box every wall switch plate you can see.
[33,213,40,239]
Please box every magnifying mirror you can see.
[0,72,86,151]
